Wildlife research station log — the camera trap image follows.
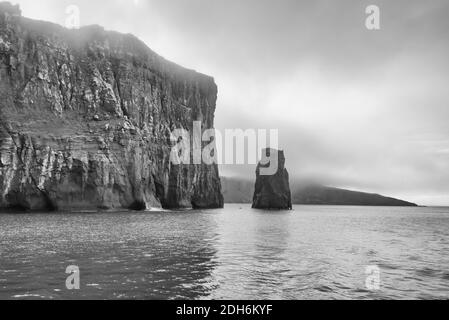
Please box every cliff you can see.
[0,3,223,211]
[252,149,292,210]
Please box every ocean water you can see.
[0,204,448,300]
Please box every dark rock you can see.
[0,4,224,211]
[252,149,292,210]
[128,200,147,211]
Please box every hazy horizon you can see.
[7,0,449,206]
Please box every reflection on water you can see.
[0,205,449,300]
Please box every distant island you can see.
[222,177,418,207]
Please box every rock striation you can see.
[0,2,223,211]
[252,149,292,210]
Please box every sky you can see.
[8,0,449,206]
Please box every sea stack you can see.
[252,149,292,210]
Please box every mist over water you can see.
[1,205,448,300]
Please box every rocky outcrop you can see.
[0,2,223,211]
[252,149,292,210]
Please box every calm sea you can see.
[0,204,448,300]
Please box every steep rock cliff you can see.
[0,3,223,211]
[252,149,292,210]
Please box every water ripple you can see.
[0,205,449,299]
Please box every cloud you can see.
[11,0,449,205]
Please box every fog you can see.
[10,0,449,205]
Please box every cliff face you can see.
[0,3,223,211]
[252,149,292,210]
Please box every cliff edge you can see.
[0,2,224,211]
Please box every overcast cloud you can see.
[11,0,449,205]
